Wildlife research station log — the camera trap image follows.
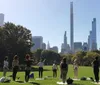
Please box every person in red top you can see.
[24,54,33,82]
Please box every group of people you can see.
[52,57,100,84]
[2,54,100,83]
[3,54,33,82]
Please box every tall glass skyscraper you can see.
[88,18,97,51]
[70,2,74,53]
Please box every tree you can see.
[41,50,60,65]
[0,22,33,66]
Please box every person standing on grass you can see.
[60,60,63,79]
[12,55,19,81]
[60,58,68,83]
[3,56,9,77]
[52,61,58,78]
[24,54,33,82]
[73,58,78,79]
[38,59,44,78]
[92,57,99,83]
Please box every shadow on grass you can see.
[15,80,24,83]
[31,67,50,71]
[29,81,40,85]
[73,83,84,85]
[15,81,40,85]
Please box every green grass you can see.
[0,65,97,85]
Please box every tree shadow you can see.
[29,81,40,85]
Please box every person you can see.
[3,56,9,77]
[38,59,44,78]
[60,60,63,79]
[60,58,68,83]
[24,54,33,82]
[92,57,99,83]
[73,59,78,79]
[52,62,58,78]
[12,55,19,81]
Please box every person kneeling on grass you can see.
[60,58,68,83]
[52,61,58,78]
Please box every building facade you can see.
[0,13,4,26]
[31,36,43,51]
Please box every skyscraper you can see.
[70,2,74,53]
[88,18,97,51]
[91,18,97,50]
[64,31,67,51]
[31,36,43,51]
[0,13,4,26]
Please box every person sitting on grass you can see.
[60,58,68,83]
[12,55,19,81]
[3,56,9,77]
[52,61,58,78]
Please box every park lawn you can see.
[0,65,97,85]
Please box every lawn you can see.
[0,65,97,85]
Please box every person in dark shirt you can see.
[92,57,99,83]
[24,54,33,82]
[60,58,68,83]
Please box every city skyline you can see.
[1,0,100,52]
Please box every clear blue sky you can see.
[1,0,100,51]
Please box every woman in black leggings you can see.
[25,54,33,82]
[12,55,19,81]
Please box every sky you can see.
[0,0,100,52]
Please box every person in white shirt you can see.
[52,62,58,78]
[38,60,44,78]
[73,59,78,79]
[3,57,9,77]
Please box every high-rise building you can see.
[64,31,67,52]
[74,42,82,52]
[42,43,46,50]
[47,41,50,50]
[70,2,74,53]
[0,13,4,26]
[91,18,97,50]
[31,36,43,51]
[88,18,97,51]
[83,42,88,51]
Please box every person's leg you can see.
[25,70,27,82]
[39,67,41,78]
[62,70,67,83]
[95,69,99,82]
[41,67,43,78]
[55,69,57,77]
[53,70,54,77]
[13,67,16,81]
[53,69,56,77]
[74,68,78,79]
[27,70,30,82]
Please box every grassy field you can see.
[0,65,98,85]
